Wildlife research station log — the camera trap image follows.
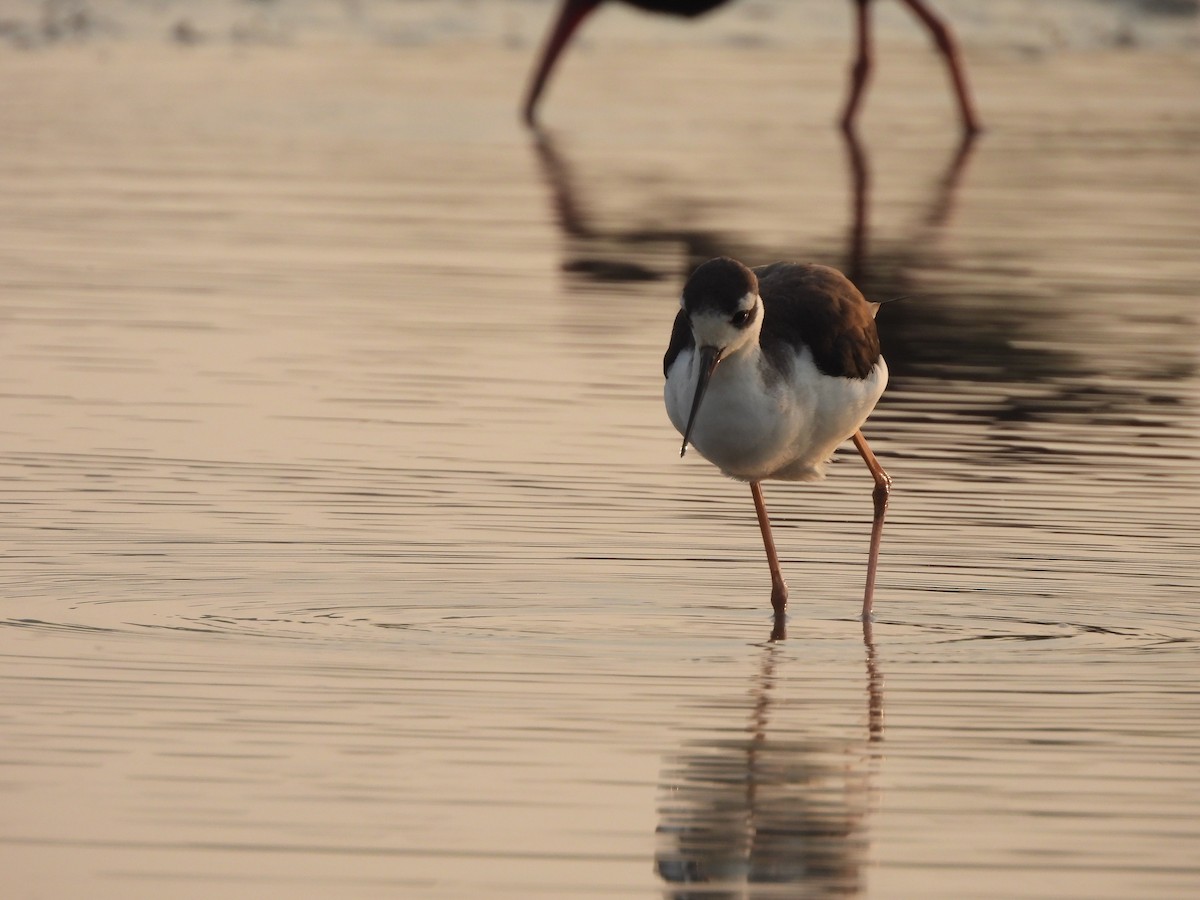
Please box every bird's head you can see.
[678,257,762,457]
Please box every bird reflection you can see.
[530,126,978,307]
[531,127,728,287]
[656,621,884,896]
[841,130,978,294]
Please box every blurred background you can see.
[1,2,1198,898]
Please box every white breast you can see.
[665,344,887,483]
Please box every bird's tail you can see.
[869,294,922,319]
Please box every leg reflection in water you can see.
[656,621,883,895]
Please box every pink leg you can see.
[522,0,602,126]
[840,0,874,134]
[750,482,789,619]
[851,431,891,621]
[898,0,982,134]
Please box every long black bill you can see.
[680,345,722,458]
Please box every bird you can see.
[663,257,892,625]
[522,0,981,135]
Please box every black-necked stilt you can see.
[523,0,981,135]
[664,257,891,625]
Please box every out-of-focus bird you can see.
[523,0,981,135]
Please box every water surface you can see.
[2,4,1198,898]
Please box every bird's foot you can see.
[769,610,787,642]
[769,581,788,638]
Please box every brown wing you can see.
[753,263,880,380]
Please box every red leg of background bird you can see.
[898,0,982,134]
[840,0,874,133]
[851,430,891,621]
[523,0,602,125]
[750,481,789,617]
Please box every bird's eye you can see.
[731,310,750,327]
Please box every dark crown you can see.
[681,257,758,316]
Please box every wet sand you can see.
[2,5,1199,899]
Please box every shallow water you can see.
[2,5,1199,899]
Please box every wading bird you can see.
[664,257,891,626]
[523,0,981,135]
